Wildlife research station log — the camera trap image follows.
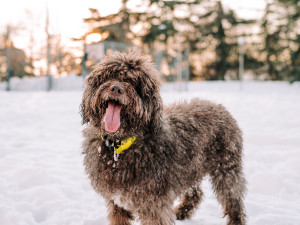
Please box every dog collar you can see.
[101,135,136,161]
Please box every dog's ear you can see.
[81,87,91,124]
[149,91,163,134]
[80,75,96,124]
[136,68,163,134]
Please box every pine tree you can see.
[259,0,299,81]
[260,2,285,80]
[83,0,137,43]
[277,0,300,82]
[82,0,256,81]
[188,1,256,80]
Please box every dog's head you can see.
[81,51,163,137]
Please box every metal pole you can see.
[184,45,190,92]
[5,25,11,91]
[82,43,87,80]
[238,37,244,91]
[177,20,183,92]
[177,48,182,92]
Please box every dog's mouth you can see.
[104,99,122,133]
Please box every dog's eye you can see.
[135,87,143,98]
[122,78,142,97]
[123,79,136,87]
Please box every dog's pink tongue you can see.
[104,102,121,133]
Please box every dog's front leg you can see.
[106,200,134,225]
[138,203,175,225]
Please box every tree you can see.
[0,38,27,80]
[52,34,81,76]
[138,0,256,80]
[190,1,257,80]
[260,2,285,80]
[277,0,300,82]
[83,0,136,43]
[259,0,299,81]
[81,0,256,81]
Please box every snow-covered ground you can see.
[0,81,299,225]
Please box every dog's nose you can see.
[110,84,124,95]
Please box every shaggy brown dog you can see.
[81,51,246,225]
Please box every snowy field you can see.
[0,81,299,225]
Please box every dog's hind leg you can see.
[174,185,203,220]
[209,167,246,225]
[107,200,134,225]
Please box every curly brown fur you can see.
[174,186,203,220]
[81,51,246,225]
[107,200,134,225]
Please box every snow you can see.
[0,81,299,225]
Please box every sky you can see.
[0,0,122,49]
[0,0,266,56]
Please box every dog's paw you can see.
[175,205,193,221]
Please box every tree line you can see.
[0,0,299,82]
